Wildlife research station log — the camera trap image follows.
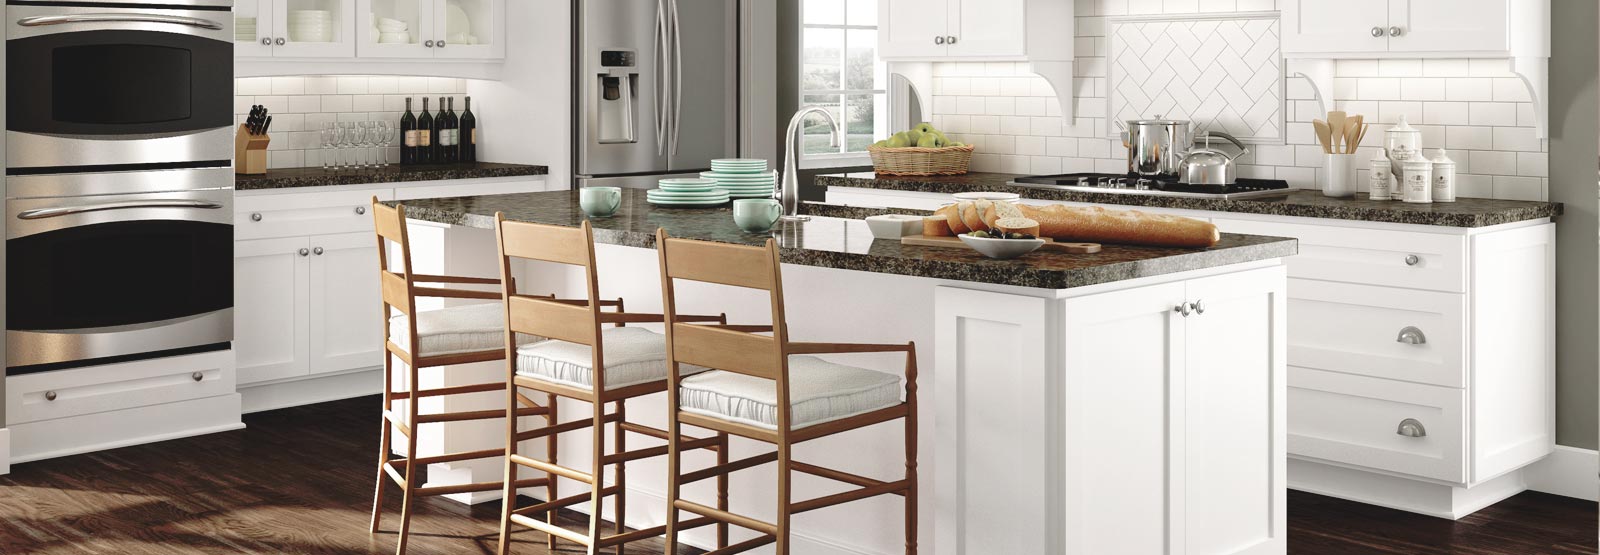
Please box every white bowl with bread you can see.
[957,232,1045,259]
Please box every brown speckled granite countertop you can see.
[817,172,1561,228]
[390,189,1297,290]
[236,162,547,191]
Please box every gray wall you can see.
[1548,0,1597,449]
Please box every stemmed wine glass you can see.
[338,122,358,170]
[320,122,338,171]
[377,121,396,167]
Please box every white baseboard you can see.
[0,428,10,475]
[1288,458,1528,519]
[1524,445,1599,501]
[239,367,382,414]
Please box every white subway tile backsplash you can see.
[1444,78,1494,101]
[1492,78,1532,102]
[1422,102,1470,126]
[1493,127,1541,152]
[1422,59,1471,77]
[1469,150,1516,176]
[1468,102,1516,126]
[1517,152,1548,177]
[236,75,466,168]
[985,97,1017,116]
[237,77,273,96]
[1400,79,1446,101]
[1378,59,1422,77]
[1445,126,1494,150]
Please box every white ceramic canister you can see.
[1400,159,1433,203]
[1430,148,1457,202]
[1385,115,1422,200]
[1324,154,1359,198]
[1368,148,1392,201]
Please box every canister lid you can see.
[1388,114,1419,134]
[1429,148,1455,165]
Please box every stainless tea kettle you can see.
[1177,133,1250,185]
[1117,116,1247,182]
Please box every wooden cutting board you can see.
[901,235,1103,254]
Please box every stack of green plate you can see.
[647,178,730,207]
[703,159,775,199]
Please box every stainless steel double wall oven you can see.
[5,0,234,373]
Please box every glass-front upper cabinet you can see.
[429,0,502,59]
[237,0,357,58]
[357,0,436,58]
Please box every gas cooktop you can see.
[1009,173,1292,200]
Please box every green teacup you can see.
[733,198,782,233]
[579,186,622,217]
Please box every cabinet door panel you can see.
[357,0,437,58]
[235,0,276,57]
[880,0,947,59]
[431,0,504,59]
[948,0,1024,58]
[273,0,358,57]
[1183,269,1286,555]
[308,232,385,374]
[235,237,310,385]
[1392,0,1509,53]
[1060,282,1186,555]
[1281,0,1390,54]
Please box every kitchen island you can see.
[393,189,1296,555]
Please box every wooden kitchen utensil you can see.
[1344,115,1364,153]
[1312,119,1333,154]
[901,234,1103,254]
[1327,111,1347,153]
[234,124,270,175]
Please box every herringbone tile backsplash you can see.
[928,1,1548,202]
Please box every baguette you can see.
[934,203,970,234]
[994,217,1040,236]
[923,215,954,236]
[1017,204,1219,247]
[959,200,989,232]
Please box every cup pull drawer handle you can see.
[1396,418,1427,437]
[1396,326,1427,345]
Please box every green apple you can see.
[886,133,910,148]
[916,133,943,148]
[914,122,937,134]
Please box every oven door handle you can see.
[17,13,226,31]
[17,199,225,220]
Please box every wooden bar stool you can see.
[655,230,919,555]
[491,216,730,555]
[368,199,555,555]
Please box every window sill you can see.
[797,153,872,171]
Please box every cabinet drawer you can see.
[1288,368,1466,483]
[6,350,235,426]
[236,188,394,240]
[1288,280,1466,388]
[1213,218,1466,292]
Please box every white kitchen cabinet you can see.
[357,0,505,60]
[937,264,1287,555]
[879,0,1075,118]
[235,0,358,59]
[1282,0,1549,135]
[235,236,311,385]
[307,232,385,374]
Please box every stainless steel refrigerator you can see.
[574,0,739,190]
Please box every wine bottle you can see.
[460,96,477,163]
[443,97,459,163]
[400,97,418,165]
[417,97,434,164]
[433,97,448,163]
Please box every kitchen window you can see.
[798,0,887,168]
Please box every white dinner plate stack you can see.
[647,178,729,207]
[377,17,411,44]
[236,17,258,42]
[288,10,334,43]
[701,159,775,199]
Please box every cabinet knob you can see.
[425,39,435,48]
[1371,26,1386,37]
[1389,26,1404,37]
[934,36,945,45]
[274,37,286,46]
[1404,254,1420,266]
[313,246,325,256]
[436,40,446,48]
[191,372,204,382]
[1396,418,1427,437]
[1396,326,1427,345]
[299,248,310,257]
[1191,300,1205,315]
[44,390,57,401]
[260,37,272,45]
[1174,303,1192,317]
[946,35,957,45]
[355,206,367,215]
[251,212,263,222]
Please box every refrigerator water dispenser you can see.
[597,49,637,144]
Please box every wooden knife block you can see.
[235,124,270,175]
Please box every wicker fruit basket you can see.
[867,144,976,176]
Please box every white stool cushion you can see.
[678,356,903,430]
[515,326,707,390]
[389,303,537,357]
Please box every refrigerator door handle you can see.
[654,0,669,157]
[670,0,683,156]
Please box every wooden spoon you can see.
[1344,115,1364,154]
[1327,111,1347,154]
[1312,119,1333,154]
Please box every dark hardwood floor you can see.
[0,395,1592,554]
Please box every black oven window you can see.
[8,220,231,331]
[53,44,193,125]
